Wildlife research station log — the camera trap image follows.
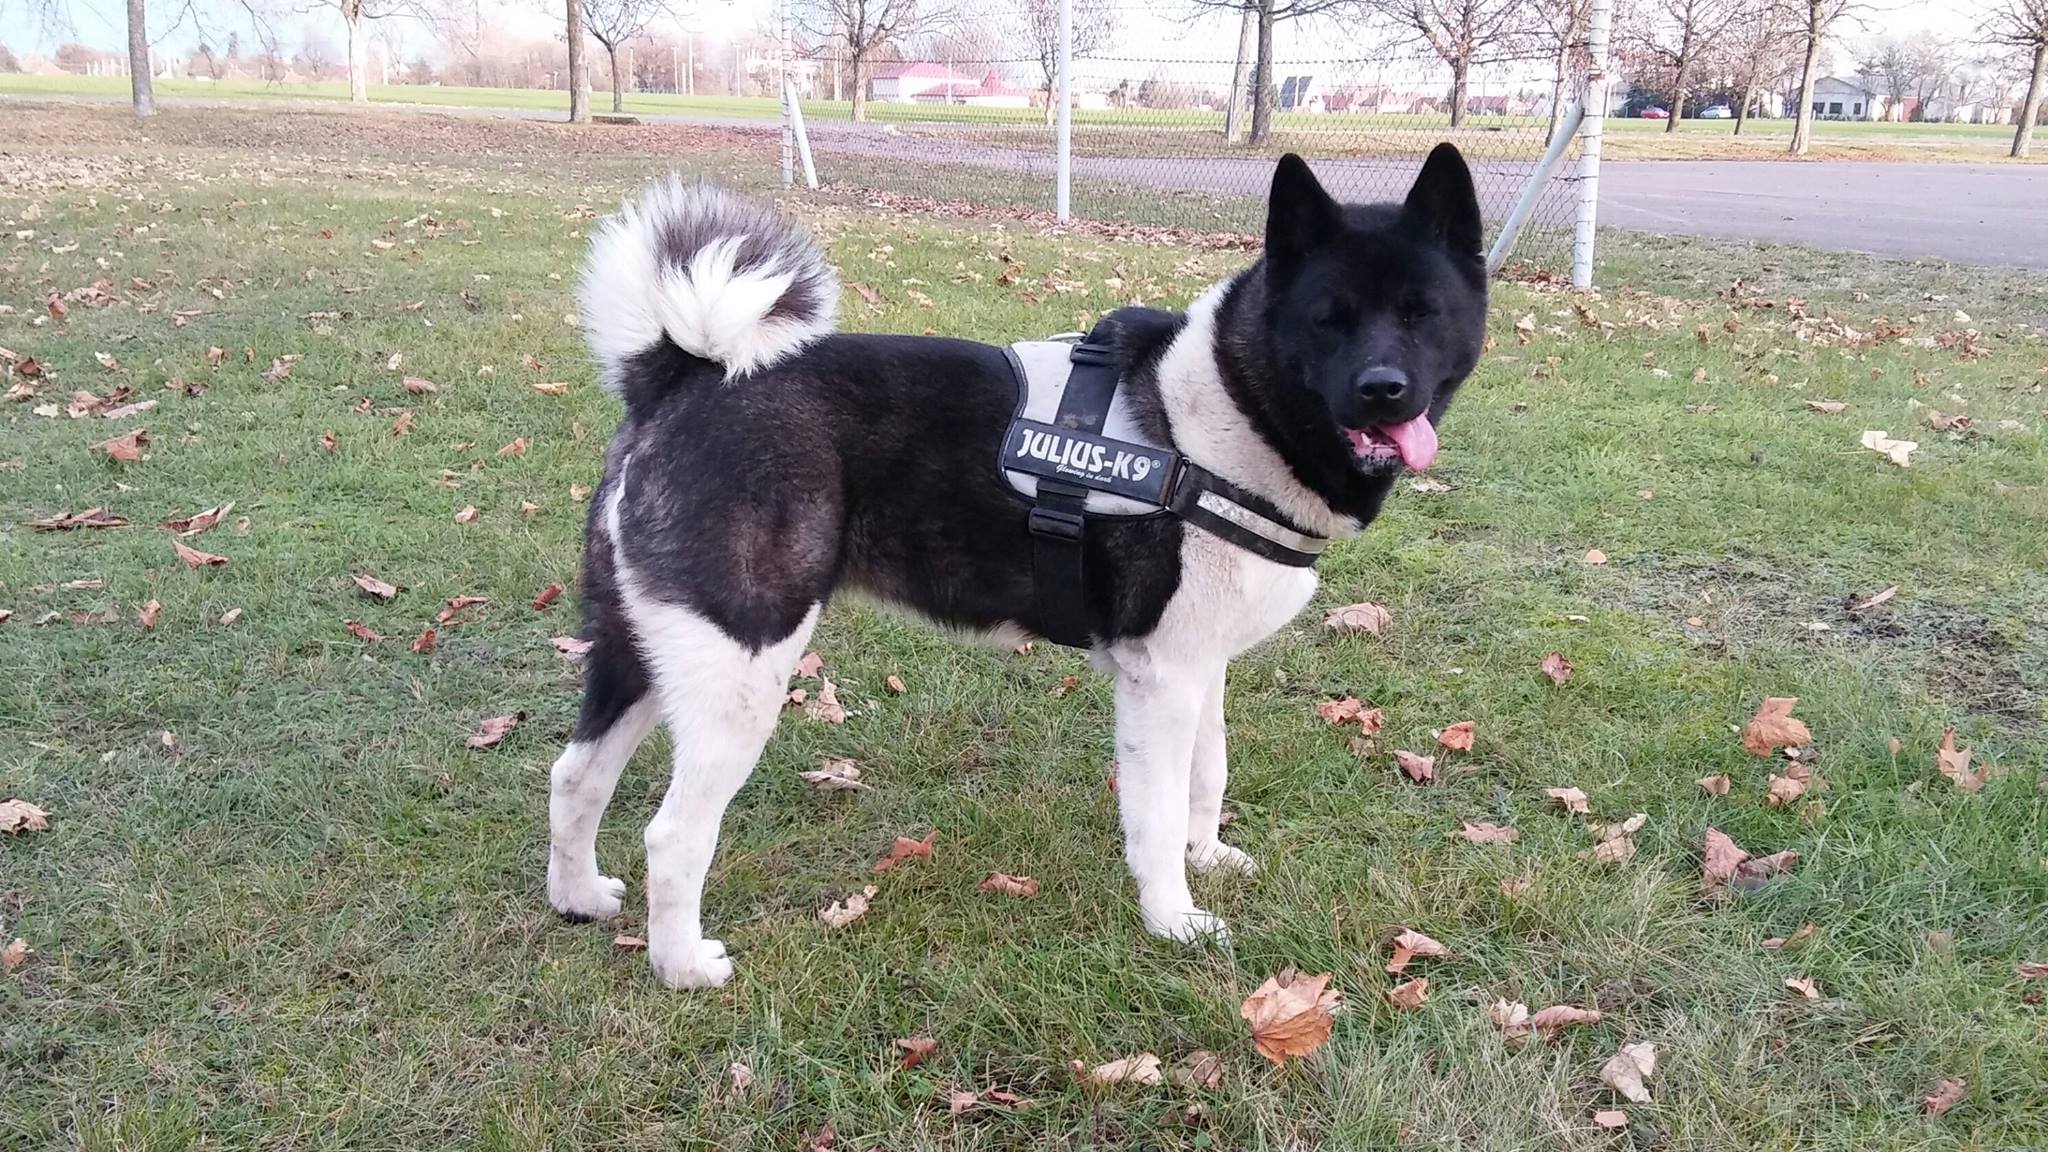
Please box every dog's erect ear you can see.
[1405,143,1483,257]
[1266,154,1342,269]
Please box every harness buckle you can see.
[1027,505,1086,542]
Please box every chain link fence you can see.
[779,1,1603,271]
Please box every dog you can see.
[548,146,1489,988]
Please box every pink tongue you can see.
[1378,415,1438,470]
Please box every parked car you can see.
[1639,107,1670,119]
[1699,105,1733,119]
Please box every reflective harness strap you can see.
[1026,336,1121,648]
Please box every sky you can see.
[0,0,1987,76]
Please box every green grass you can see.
[3,102,2047,1151]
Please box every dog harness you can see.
[1001,322,1329,649]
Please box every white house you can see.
[869,63,1030,108]
[1808,76,1874,120]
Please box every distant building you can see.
[1808,77,1874,120]
[870,62,1031,108]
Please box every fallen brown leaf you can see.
[1489,998,1532,1039]
[799,758,867,792]
[390,410,415,436]
[1323,602,1391,635]
[532,381,570,396]
[1452,821,1519,844]
[465,712,523,749]
[1599,1041,1658,1104]
[1540,651,1574,685]
[1921,1078,1966,1117]
[95,428,149,461]
[1388,978,1430,1010]
[161,501,233,536]
[552,635,593,657]
[1,938,27,971]
[1583,548,1608,565]
[531,582,564,610]
[137,599,161,629]
[1546,786,1590,815]
[410,627,437,653]
[874,829,937,872]
[170,538,227,568]
[806,678,848,723]
[1170,1050,1225,1090]
[321,430,337,452]
[352,573,400,601]
[1393,749,1436,783]
[1315,696,1366,725]
[343,620,387,641]
[26,508,129,530]
[818,885,878,929]
[1804,400,1847,414]
[612,933,646,950]
[1437,721,1475,752]
[218,607,244,625]
[1743,697,1812,756]
[1850,585,1899,612]
[978,872,1040,897]
[1697,774,1732,796]
[1385,928,1448,974]
[851,282,885,307]
[1762,923,1817,951]
[437,595,489,625]
[794,650,824,678]
[1860,429,1917,467]
[885,674,907,694]
[1072,1053,1162,1086]
[728,1061,752,1093]
[1240,969,1342,1066]
[1525,1004,1602,1040]
[497,437,529,457]
[454,504,480,523]
[1767,773,1807,807]
[2016,961,2048,980]
[1499,876,1532,897]
[1592,1110,1628,1129]
[401,376,438,394]
[1703,827,1750,888]
[1785,975,1820,1000]
[894,1036,938,1069]
[1,799,51,834]
[1936,728,1989,791]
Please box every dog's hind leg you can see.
[1185,668,1256,877]
[636,601,820,989]
[1109,647,1231,943]
[548,640,660,921]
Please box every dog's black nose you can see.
[1356,367,1409,405]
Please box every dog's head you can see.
[1252,145,1487,481]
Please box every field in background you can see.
[3,103,2046,1150]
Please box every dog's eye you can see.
[1400,296,1436,322]
[1311,302,1351,331]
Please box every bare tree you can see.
[1366,0,1526,129]
[317,0,416,103]
[1857,36,1915,119]
[1984,0,2047,154]
[1786,0,1860,153]
[584,0,663,111]
[299,29,337,74]
[1531,0,1589,144]
[1718,0,1795,134]
[801,0,949,122]
[1907,33,1957,119]
[127,0,156,115]
[568,0,589,121]
[1013,0,1114,124]
[1197,0,1358,143]
[1628,0,1739,130]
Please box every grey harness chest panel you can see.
[997,325,1329,649]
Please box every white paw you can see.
[649,938,734,989]
[1142,904,1231,945]
[548,866,626,921]
[1187,839,1258,876]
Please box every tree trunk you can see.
[1249,0,1275,145]
[567,0,589,123]
[1788,18,1822,154]
[345,8,368,104]
[1225,4,1256,144]
[2015,40,2047,159]
[850,47,867,122]
[1734,77,1755,135]
[1544,44,1567,146]
[609,43,624,112]
[1450,57,1468,128]
[1667,59,1687,132]
[127,0,155,117]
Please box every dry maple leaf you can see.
[343,620,387,642]
[218,607,244,625]
[802,678,849,724]
[1583,548,1609,565]
[532,381,570,396]
[946,1090,979,1117]
[2,938,27,971]
[2016,961,2047,980]
[465,712,523,749]
[1489,999,1531,1039]
[799,759,867,792]
[850,282,885,307]
[453,505,480,524]
[1240,970,1342,1066]
[1437,721,1475,752]
[1767,774,1807,807]
[171,538,228,568]
[519,500,540,514]
[1072,1052,1163,1087]
[262,357,295,383]
[321,430,338,452]
[1784,975,1820,1000]
[531,582,565,610]
[1921,1078,1966,1117]
[1734,850,1800,892]
[1599,1041,1658,1104]
[885,674,907,694]
[352,573,400,601]
[1805,400,1848,414]
[161,502,233,536]
[137,599,161,629]
[95,428,149,461]
[1528,1004,1602,1040]
[819,885,878,929]
[437,595,489,625]
[612,933,647,950]
[1702,827,1750,888]
[1697,774,1732,796]
[570,482,592,501]
[1388,978,1430,1010]
[1385,928,1449,974]
[1743,697,1812,756]
[874,829,938,872]
[1,799,51,834]
[552,636,593,657]
[1935,728,1988,791]
[497,437,529,457]
[1581,836,1638,865]
[401,376,437,394]
[410,627,438,654]
[1762,923,1817,951]
[894,1036,938,1069]
[728,1062,753,1093]
[1546,787,1590,815]
[1048,674,1081,698]
[1452,821,1519,844]
[1393,750,1436,783]
[1315,696,1365,725]
[794,650,824,679]
[1539,651,1574,685]
[1323,602,1391,635]
[1592,1110,1628,1129]
[1860,430,1917,467]
[978,872,1040,897]
[390,410,415,437]
[26,508,130,530]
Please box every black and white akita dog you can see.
[549,146,1489,988]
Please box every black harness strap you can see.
[1026,335,1123,648]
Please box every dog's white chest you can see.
[1155,525,1318,658]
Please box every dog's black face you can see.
[1255,146,1488,480]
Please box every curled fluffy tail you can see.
[578,178,838,386]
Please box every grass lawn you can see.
[3,103,2046,1150]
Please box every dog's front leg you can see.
[1112,654,1230,943]
[1186,666,1256,876]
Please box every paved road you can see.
[13,93,2045,269]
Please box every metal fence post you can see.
[1054,0,1072,222]
[1573,0,1613,289]
[778,0,794,190]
